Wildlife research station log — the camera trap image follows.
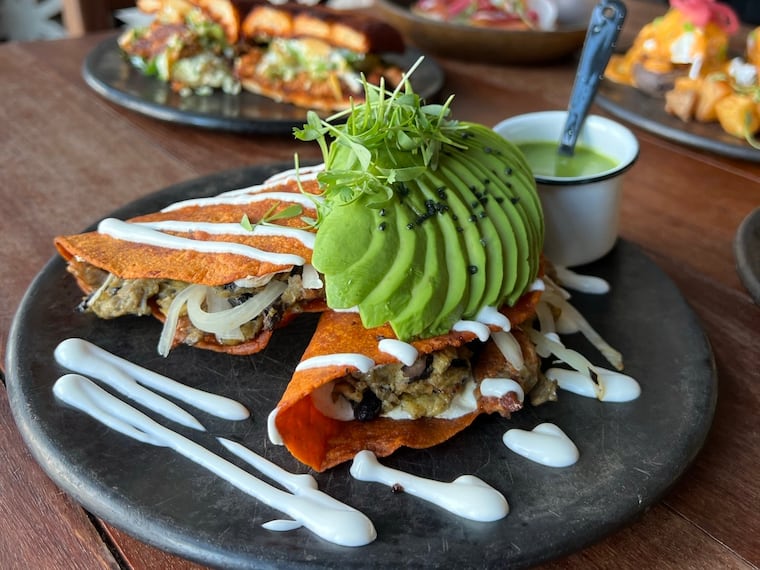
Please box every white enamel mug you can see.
[493,111,639,268]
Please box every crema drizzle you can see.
[98,218,305,267]
[53,373,376,547]
[350,451,509,522]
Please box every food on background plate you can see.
[236,2,405,111]
[118,0,407,111]
[410,0,558,31]
[605,0,760,143]
[54,176,325,356]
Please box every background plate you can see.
[734,206,760,304]
[377,0,587,65]
[597,81,760,162]
[82,36,444,134]
[6,164,716,569]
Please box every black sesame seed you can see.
[379,208,386,216]
[478,211,487,219]
[456,226,464,232]
[406,223,415,230]
[378,222,387,231]
[468,215,477,222]
[484,146,493,154]
[468,265,479,274]
[505,167,513,175]
[510,197,520,204]
[495,196,504,204]
[452,214,459,221]
[480,238,487,246]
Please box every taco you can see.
[54,176,325,356]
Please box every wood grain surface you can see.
[1,1,758,568]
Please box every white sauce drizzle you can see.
[54,338,249,427]
[502,423,579,468]
[475,306,511,331]
[332,306,361,313]
[295,353,375,374]
[377,339,418,367]
[528,278,546,292]
[97,218,305,267]
[546,367,641,402]
[301,264,323,290]
[350,450,509,522]
[480,378,524,404]
[161,191,322,213]
[135,220,316,249]
[53,374,376,547]
[217,437,374,539]
[452,320,491,342]
[311,382,355,421]
[491,331,524,370]
[554,266,610,295]
[267,408,284,445]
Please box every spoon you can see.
[558,0,627,156]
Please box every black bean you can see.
[354,390,382,422]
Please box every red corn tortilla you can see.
[275,291,540,471]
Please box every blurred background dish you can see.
[735,206,760,305]
[596,80,760,162]
[82,35,444,134]
[377,0,589,64]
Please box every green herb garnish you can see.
[240,202,304,232]
[294,57,466,212]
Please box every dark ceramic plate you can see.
[82,36,444,134]
[597,80,760,162]
[735,206,760,304]
[6,164,717,569]
[377,0,587,65]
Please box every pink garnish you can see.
[670,0,740,34]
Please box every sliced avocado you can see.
[416,172,470,334]
[313,199,400,308]
[311,200,376,276]
[436,162,504,317]
[386,178,454,338]
[456,125,544,286]
[450,147,532,306]
[422,166,488,324]
[358,191,424,330]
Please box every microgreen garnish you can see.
[293,57,467,211]
[240,202,304,232]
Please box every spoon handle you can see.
[559,0,627,156]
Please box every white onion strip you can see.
[158,285,206,357]
[186,280,288,336]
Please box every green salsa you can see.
[518,141,617,178]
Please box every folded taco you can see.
[54,175,325,356]
[271,291,546,472]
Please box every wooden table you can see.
[1,2,758,568]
